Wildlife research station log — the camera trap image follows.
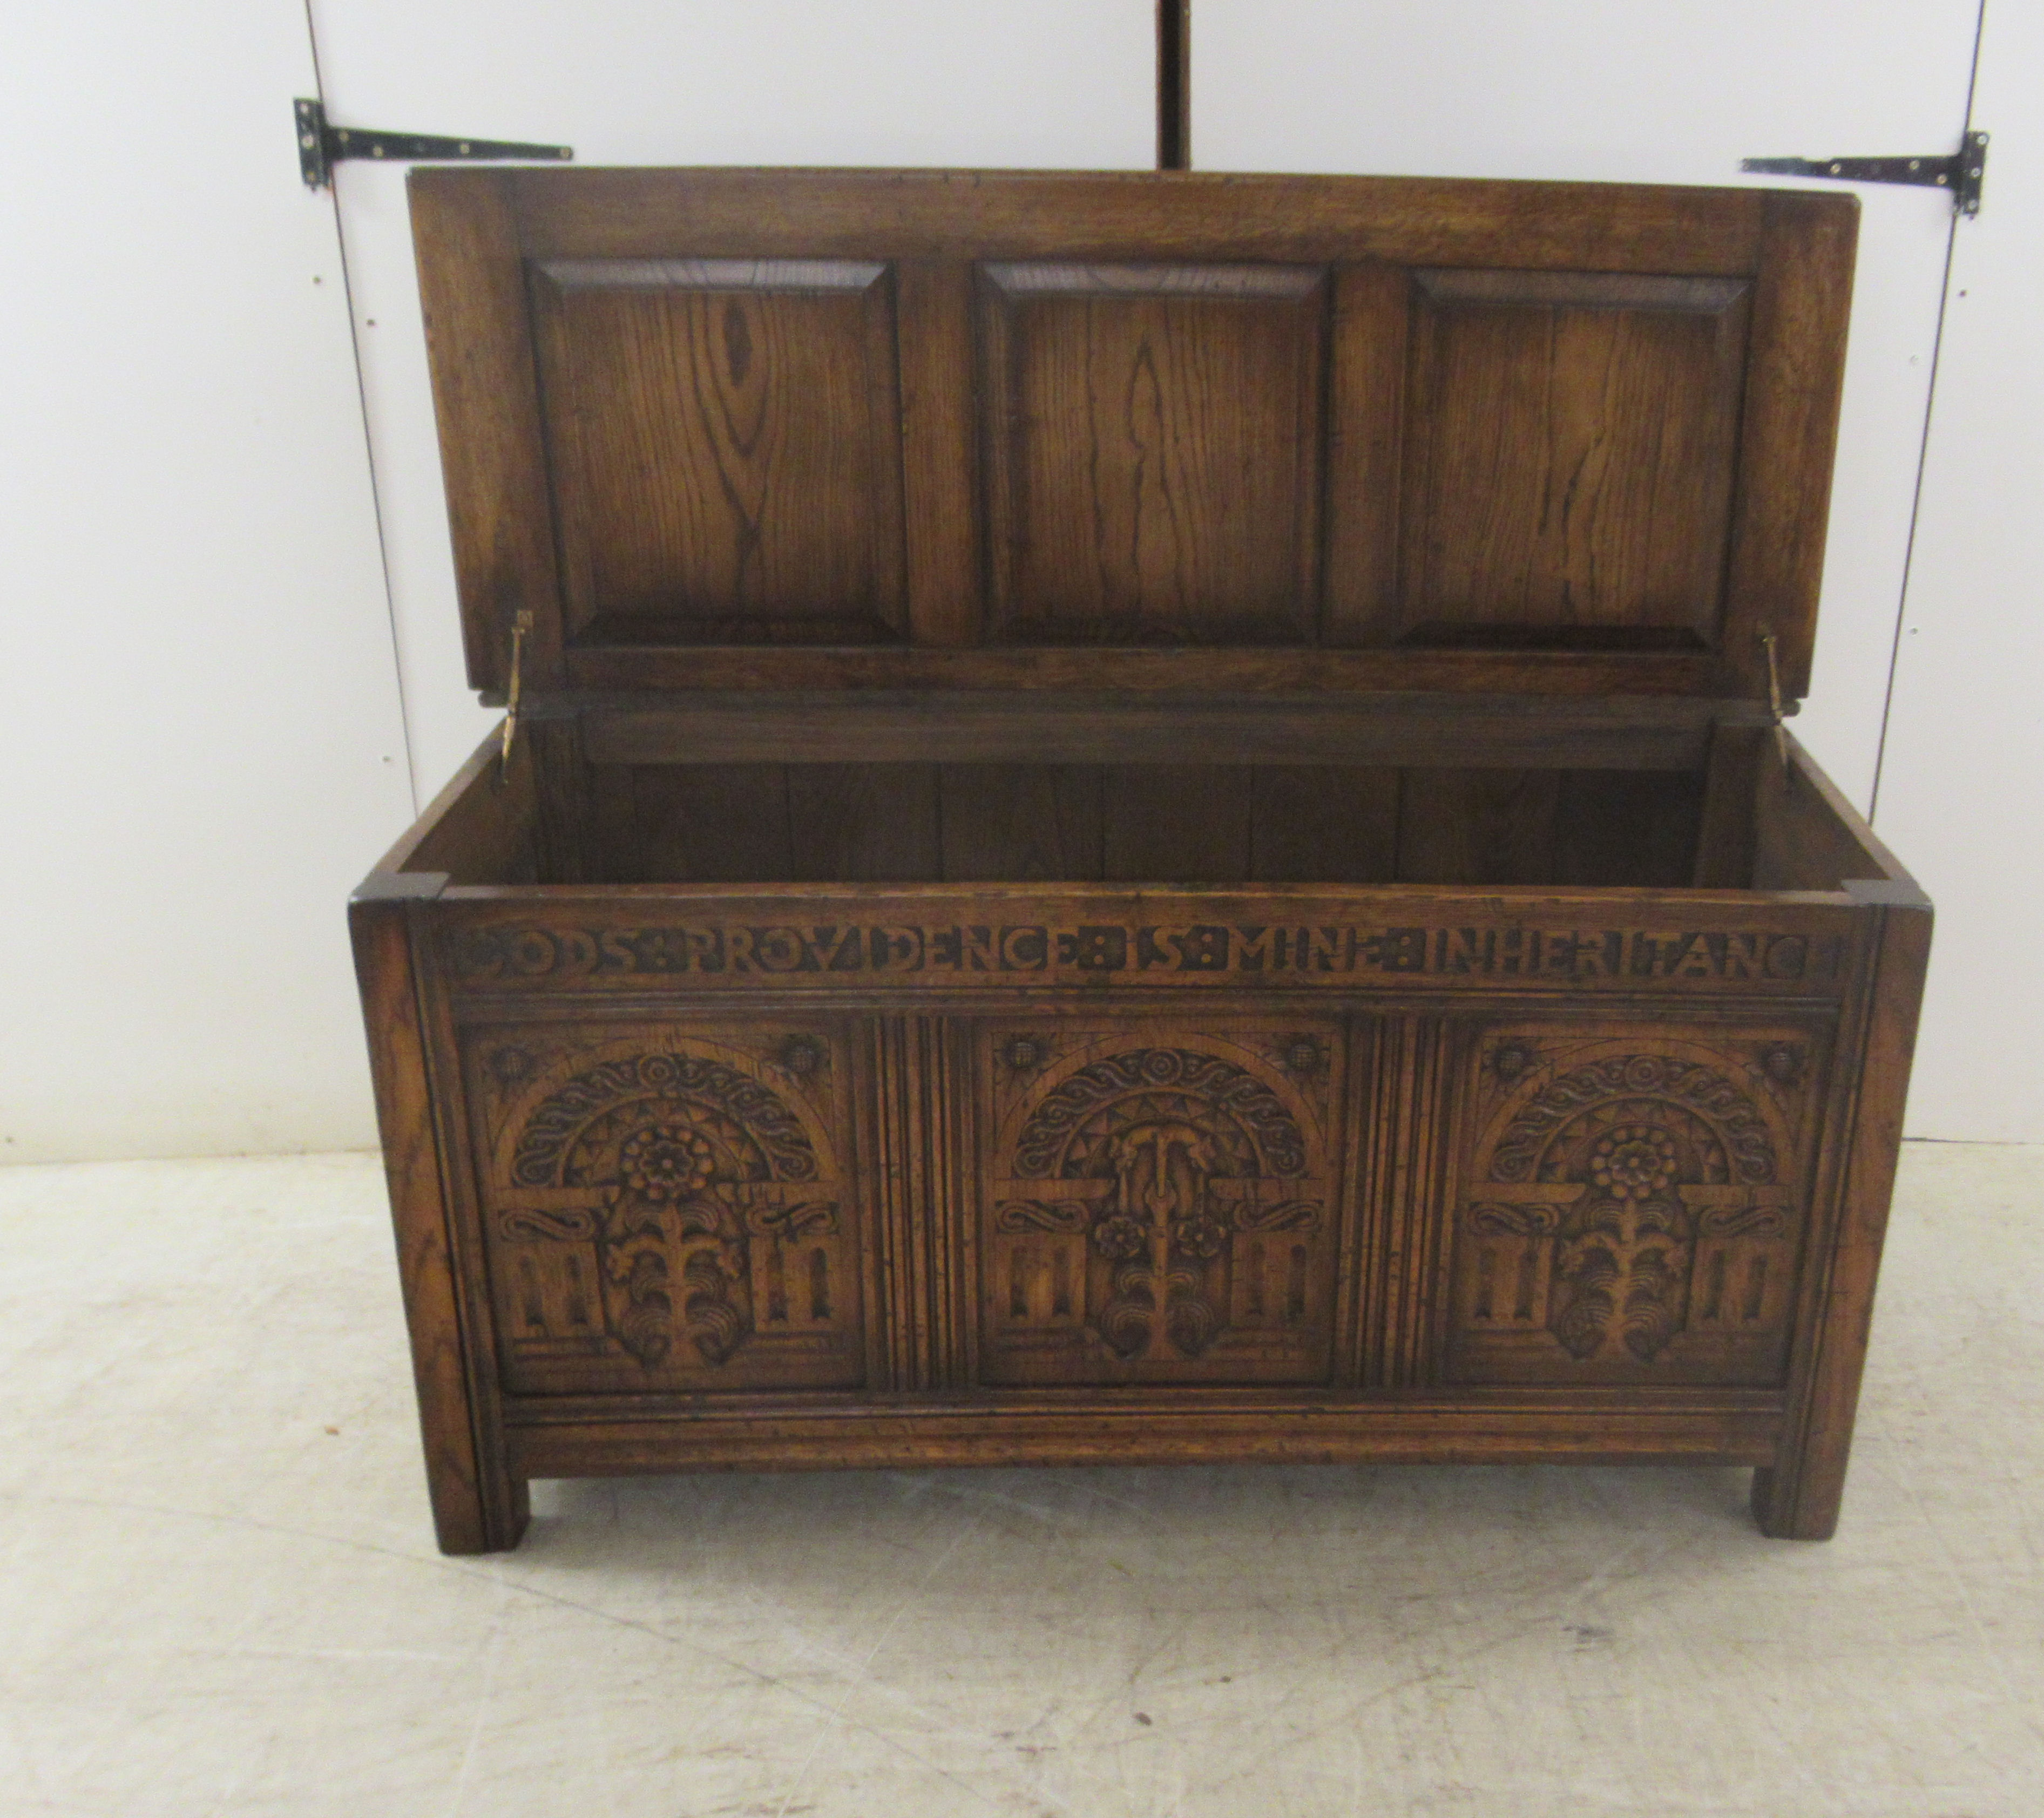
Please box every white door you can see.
[0,0,416,1161]
[1869,1,2040,1141]
[310,1,2011,1137]
[307,0,1158,796]
[1197,0,1993,1138]
[1195,0,1981,817]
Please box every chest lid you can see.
[412,166,1853,706]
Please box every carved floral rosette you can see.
[1452,1034,1812,1382]
[475,1035,855,1388]
[985,1035,1334,1380]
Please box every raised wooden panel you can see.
[464,1023,864,1395]
[976,1022,1343,1386]
[1383,271,1752,652]
[1444,1023,1827,1387]
[530,259,906,646]
[418,169,1852,700]
[977,263,1329,645]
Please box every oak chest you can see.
[353,167,1929,1552]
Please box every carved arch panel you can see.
[977,1021,1344,1385]
[1444,1023,1827,1386]
[464,1023,863,1395]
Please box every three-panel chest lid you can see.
[411,166,1855,708]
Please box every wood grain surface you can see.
[360,168,1912,1556]
[411,167,1853,705]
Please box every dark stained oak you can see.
[530,257,906,645]
[1102,765,1254,882]
[938,765,1104,881]
[630,762,793,883]
[977,262,1326,646]
[411,166,1852,704]
[1553,768,1705,888]
[350,882,527,1554]
[786,763,940,882]
[1394,272,1751,652]
[581,690,1734,771]
[1395,769,1563,886]
[1249,766,1400,884]
[360,167,1924,1555]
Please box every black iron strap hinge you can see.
[295,97,572,190]
[1742,130,1988,216]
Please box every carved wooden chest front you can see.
[354,168,1928,1552]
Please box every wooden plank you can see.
[976,261,1326,645]
[1396,271,1751,654]
[1249,766,1400,882]
[1754,737,1911,892]
[502,1401,1785,1478]
[389,726,536,887]
[787,764,941,880]
[896,259,980,646]
[1322,262,1410,645]
[1396,769,1561,885]
[563,642,1730,698]
[526,257,908,647]
[1354,1015,1455,1388]
[628,763,793,883]
[507,167,1766,276]
[939,764,1104,880]
[865,1017,967,1392]
[409,171,565,693]
[1721,192,1858,698]
[523,716,590,884]
[1694,721,1765,887]
[1552,768,1704,888]
[1102,766,1253,881]
[582,761,640,885]
[581,691,1727,770]
[348,886,527,1555]
[431,887,1864,1003]
[1757,892,1932,1538]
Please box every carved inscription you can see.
[981,1033,1337,1384]
[1448,1030,1816,1386]
[449,921,1844,990]
[473,1034,861,1393]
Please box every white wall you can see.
[0,3,415,1161]
[1871,0,2044,1140]
[1193,0,1979,817]
[310,0,1158,798]
[0,1,1153,1165]
[6,2,2034,1160]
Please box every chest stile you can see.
[353,167,1929,1551]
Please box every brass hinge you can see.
[1759,629,1791,776]
[499,610,534,781]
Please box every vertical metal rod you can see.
[1158,0,1190,169]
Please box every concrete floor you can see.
[1,1145,2039,1817]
